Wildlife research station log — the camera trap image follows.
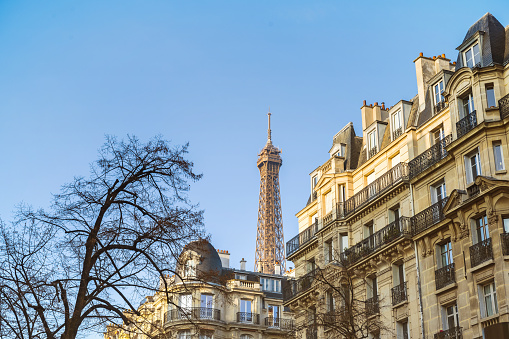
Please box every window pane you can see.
[494,144,504,171]
[466,49,473,67]
[473,43,480,65]
[486,87,496,108]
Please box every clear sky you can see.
[0,0,508,325]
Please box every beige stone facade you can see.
[284,13,509,339]
[105,241,294,339]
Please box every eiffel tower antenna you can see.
[254,111,286,274]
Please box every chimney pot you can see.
[419,52,423,57]
[363,100,366,106]
[374,102,378,106]
[433,56,436,59]
[442,54,445,58]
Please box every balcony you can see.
[165,307,220,323]
[500,93,509,119]
[344,163,409,216]
[469,238,493,268]
[265,317,294,330]
[365,295,380,316]
[323,202,344,226]
[434,326,463,339]
[434,100,448,115]
[283,269,316,301]
[340,217,411,266]
[237,312,260,324]
[411,197,448,236]
[435,263,455,290]
[456,110,477,138]
[391,282,408,305]
[368,147,377,158]
[409,135,452,179]
[501,233,509,255]
[286,220,319,256]
[392,127,403,140]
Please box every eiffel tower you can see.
[254,111,286,274]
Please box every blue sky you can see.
[1,0,508,320]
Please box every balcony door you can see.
[240,299,252,322]
[268,305,280,327]
[200,294,213,318]
[180,294,192,317]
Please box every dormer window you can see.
[433,80,444,105]
[312,175,318,188]
[391,111,402,140]
[463,42,481,68]
[184,259,196,278]
[367,130,377,158]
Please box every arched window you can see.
[240,335,253,339]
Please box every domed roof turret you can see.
[175,239,223,284]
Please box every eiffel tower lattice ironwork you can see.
[254,111,286,274]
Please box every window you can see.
[324,191,333,214]
[396,320,409,339]
[464,149,481,184]
[235,273,247,280]
[473,215,490,244]
[479,281,498,317]
[180,294,192,312]
[438,241,453,267]
[338,184,346,203]
[390,153,401,168]
[307,258,315,273]
[431,180,446,204]
[461,92,475,117]
[240,335,254,339]
[434,80,445,105]
[368,130,377,157]
[312,175,318,188]
[389,206,400,224]
[493,142,504,171]
[367,276,377,299]
[486,84,496,108]
[393,263,405,286]
[326,291,335,313]
[267,305,280,327]
[367,172,376,198]
[260,278,281,292]
[200,331,213,339]
[239,299,252,322]
[339,233,348,253]
[432,126,445,145]
[324,238,334,264]
[463,42,481,68]
[337,143,346,157]
[178,330,191,339]
[201,294,213,309]
[184,259,196,278]
[503,217,509,233]
[441,303,459,330]
[392,111,403,140]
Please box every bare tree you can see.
[0,135,204,339]
[286,253,391,339]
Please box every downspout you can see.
[410,182,426,339]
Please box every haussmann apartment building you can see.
[283,13,509,339]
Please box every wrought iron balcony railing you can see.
[344,163,409,216]
[340,217,411,266]
[435,263,455,290]
[434,326,463,339]
[456,110,477,138]
[286,219,319,256]
[469,238,493,267]
[283,269,316,301]
[165,307,220,323]
[391,282,408,305]
[434,100,448,115]
[411,197,448,236]
[500,93,509,119]
[265,317,294,330]
[409,135,452,179]
[323,202,344,226]
[237,312,260,324]
[501,233,509,255]
[365,295,380,316]
[368,147,377,159]
[392,127,403,140]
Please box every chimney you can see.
[240,258,246,271]
[217,249,230,268]
[414,53,436,112]
[257,261,263,273]
[274,262,281,275]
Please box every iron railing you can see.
[469,238,493,267]
[344,163,409,216]
[286,220,319,256]
[434,326,463,339]
[368,147,377,158]
[391,282,408,305]
[411,198,448,236]
[323,202,344,226]
[237,312,260,324]
[434,100,448,115]
[435,263,455,290]
[165,307,220,322]
[282,269,316,301]
[392,127,403,140]
[265,317,294,330]
[501,233,509,255]
[467,184,480,198]
[365,295,380,316]
[456,110,477,138]
[500,93,509,119]
[409,135,452,179]
[340,217,411,266]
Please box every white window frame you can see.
[463,42,481,68]
[486,84,496,108]
[441,303,459,330]
[200,294,213,309]
[461,92,475,117]
[396,320,409,339]
[493,141,505,171]
[438,240,453,268]
[472,215,490,244]
[339,233,348,253]
[433,80,445,105]
[503,216,509,233]
[430,179,446,204]
[479,281,498,318]
[391,110,402,140]
[464,149,481,184]
[179,330,191,339]
[324,238,334,264]
[367,129,377,157]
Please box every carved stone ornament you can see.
[488,214,498,226]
